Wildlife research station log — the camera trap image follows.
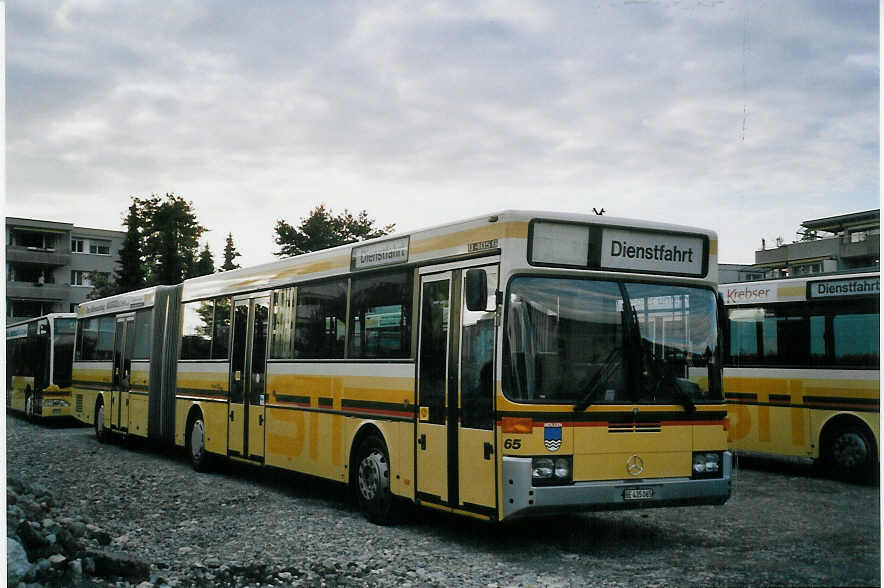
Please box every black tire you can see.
[823,424,876,482]
[94,399,108,443]
[25,388,36,423]
[187,416,212,472]
[354,435,395,524]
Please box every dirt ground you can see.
[6,415,881,587]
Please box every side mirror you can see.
[465,269,488,311]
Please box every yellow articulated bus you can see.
[72,211,731,523]
[721,271,879,480]
[6,313,77,421]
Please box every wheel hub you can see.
[358,452,382,501]
[833,432,868,468]
[191,422,204,460]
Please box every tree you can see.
[274,204,395,257]
[85,271,116,301]
[194,243,215,277]
[220,232,242,271]
[112,198,149,294]
[142,194,207,285]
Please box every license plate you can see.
[52,409,61,415]
[624,487,654,500]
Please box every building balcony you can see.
[840,234,879,259]
[6,247,72,266]
[6,282,70,300]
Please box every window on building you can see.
[89,240,111,255]
[71,271,90,286]
[72,239,85,253]
[14,230,56,250]
[10,264,53,284]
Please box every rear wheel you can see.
[188,416,211,472]
[95,399,108,443]
[25,389,36,423]
[355,435,394,524]
[823,424,876,482]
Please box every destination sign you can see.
[351,236,409,270]
[600,228,705,276]
[808,276,879,299]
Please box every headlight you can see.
[532,456,572,485]
[692,452,722,478]
[554,458,571,479]
[532,458,554,480]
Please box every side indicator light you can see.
[501,417,533,434]
[723,417,730,431]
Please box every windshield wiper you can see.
[573,347,620,412]
[670,380,696,413]
[646,353,696,413]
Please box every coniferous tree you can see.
[194,243,215,277]
[274,204,394,257]
[220,232,242,271]
[142,194,207,285]
[85,271,116,300]
[112,198,149,293]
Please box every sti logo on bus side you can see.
[544,423,562,451]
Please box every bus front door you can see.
[416,265,498,515]
[228,296,269,462]
[416,272,452,502]
[111,316,135,433]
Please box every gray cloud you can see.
[6,1,878,267]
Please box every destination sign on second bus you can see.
[809,276,880,299]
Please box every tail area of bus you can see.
[721,271,879,481]
[6,313,77,421]
[70,211,731,523]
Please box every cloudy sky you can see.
[5,1,879,268]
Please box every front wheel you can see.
[95,399,108,443]
[823,425,876,482]
[188,417,211,472]
[355,435,394,524]
[25,391,35,423]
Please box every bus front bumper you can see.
[39,398,72,418]
[501,452,733,520]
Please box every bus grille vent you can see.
[75,395,83,413]
[608,422,662,433]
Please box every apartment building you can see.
[6,217,125,321]
[720,209,879,283]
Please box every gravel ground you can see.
[6,414,880,587]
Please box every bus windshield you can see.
[53,318,76,388]
[503,277,722,406]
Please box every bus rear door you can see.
[229,295,269,462]
[111,315,135,432]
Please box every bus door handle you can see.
[418,433,426,450]
[229,411,235,422]
[484,442,494,460]
[258,414,264,426]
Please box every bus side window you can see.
[833,312,880,365]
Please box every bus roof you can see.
[720,271,879,306]
[76,211,719,314]
[180,210,718,302]
[6,312,75,329]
